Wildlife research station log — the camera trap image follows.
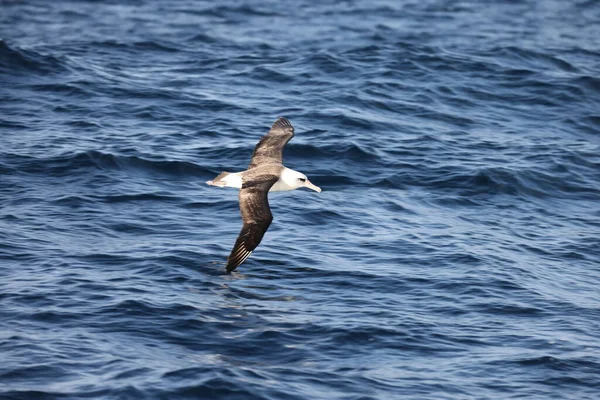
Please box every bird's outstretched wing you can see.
[226,174,279,272]
[248,117,294,169]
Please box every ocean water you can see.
[1,0,600,399]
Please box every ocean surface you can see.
[1,1,600,399]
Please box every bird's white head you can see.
[278,168,322,193]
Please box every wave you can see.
[198,4,281,18]
[0,40,66,75]
[481,45,579,73]
[380,165,600,199]
[89,39,181,53]
[3,142,596,201]
[3,151,213,178]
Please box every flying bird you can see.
[207,117,321,272]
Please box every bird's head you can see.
[284,169,322,192]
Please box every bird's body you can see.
[206,118,321,272]
[207,166,307,192]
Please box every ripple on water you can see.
[2,1,600,399]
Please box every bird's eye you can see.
[299,178,306,182]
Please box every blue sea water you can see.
[1,0,600,399]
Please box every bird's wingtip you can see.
[272,117,293,130]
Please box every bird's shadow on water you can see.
[183,249,328,298]
[195,260,229,276]
[192,260,265,281]
[186,259,252,282]
[184,257,319,303]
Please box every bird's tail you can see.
[206,171,231,187]
[206,172,242,188]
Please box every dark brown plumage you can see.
[225,117,294,272]
[248,117,294,168]
[207,117,321,272]
[225,174,279,272]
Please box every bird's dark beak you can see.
[305,179,321,193]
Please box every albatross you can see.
[207,117,321,272]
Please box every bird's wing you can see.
[248,117,294,168]
[226,174,279,272]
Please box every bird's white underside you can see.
[207,167,307,192]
